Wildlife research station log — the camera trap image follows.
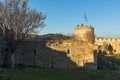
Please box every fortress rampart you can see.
[73,25,120,54]
[95,38,120,54]
[0,24,120,70]
[95,38,120,42]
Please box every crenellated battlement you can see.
[95,38,120,42]
[74,25,94,31]
[73,24,120,54]
[95,37,120,54]
[74,24,95,44]
[0,22,120,70]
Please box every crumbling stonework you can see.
[15,40,78,69]
[46,39,97,70]
[95,38,120,54]
[0,24,120,70]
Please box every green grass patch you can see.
[0,67,120,80]
[106,54,120,65]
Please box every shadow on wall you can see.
[15,40,97,70]
[0,33,97,70]
[15,40,78,69]
[96,50,120,70]
[0,38,97,70]
[0,30,97,69]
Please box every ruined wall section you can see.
[47,39,97,70]
[95,38,120,54]
[14,40,76,69]
[74,25,95,44]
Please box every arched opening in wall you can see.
[66,49,70,54]
[103,50,106,55]
[108,44,113,54]
[98,45,102,50]
[98,45,102,53]
[114,49,116,53]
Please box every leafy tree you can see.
[0,0,46,68]
[108,44,113,54]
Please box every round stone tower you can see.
[74,24,95,44]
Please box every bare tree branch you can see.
[0,0,46,68]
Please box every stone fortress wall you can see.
[95,37,120,54]
[0,24,120,70]
[46,39,97,70]
[16,25,120,70]
[43,25,97,70]
[74,24,120,54]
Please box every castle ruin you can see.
[0,24,120,70]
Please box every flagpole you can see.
[83,11,88,26]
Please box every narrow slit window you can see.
[67,49,70,54]
[33,48,37,56]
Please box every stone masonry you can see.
[0,24,120,70]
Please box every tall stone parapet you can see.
[73,24,95,44]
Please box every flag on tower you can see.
[84,11,88,22]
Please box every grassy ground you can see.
[106,54,120,65]
[0,67,120,80]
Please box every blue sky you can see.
[1,0,120,37]
[11,0,120,37]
